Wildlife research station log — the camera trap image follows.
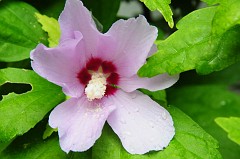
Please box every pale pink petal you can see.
[49,97,116,153]
[119,74,179,92]
[107,91,174,154]
[106,15,158,77]
[148,44,157,57]
[30,35,85,97]
[59,0,101,57]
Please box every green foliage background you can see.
[0,0,239,158]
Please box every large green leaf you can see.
[0,120,67,159]
[212,0,240,35]
[201,0,220,5]
[82,0,120,32]
[138,1,240,77]
[167,62,240,159]
[140,0,174,28]
[0,68,65,142]
[92,106,221,159]
[215,117,240,145]
[0,1,48,62]
[1,137,66,159]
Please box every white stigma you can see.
[85,72,107,101]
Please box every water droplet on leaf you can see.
[220,100,227,106]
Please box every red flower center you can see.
[77,58,119,98]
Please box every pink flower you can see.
[30,0,178,154]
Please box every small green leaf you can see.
[92,106,221,159]
[43,124,57,140]
[215,117,240,145]
[35,13,60,47]
[0,68,65,142]
[140,0,174,28]
[139,2,240,77]
[0,1,48,62]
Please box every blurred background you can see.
[22,0,204,38]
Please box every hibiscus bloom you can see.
[30,0,179,154]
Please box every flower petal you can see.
[31,35,85,97]
[59,0,100,56]
[107,91,174,154]
[119,74,179,92]
[148,44,157,57]
[106,15,158,77]
[49,97,116,153]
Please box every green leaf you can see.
[0,118,90,159]
[82,0,120,32]
[0,140,12,153]
[0,1,48,62]
[0,121,67,159]
[140,0,174,28]
[138,2,240,77]
[201,0,220,5]
[0,68,65,142]
[167,63,240,158]
[1,137,66,159]
[43,124,57,140]
[92,106,221,159]
[35,13,60,48]
[212,0,240,35]
[68,151,92,159]
[215,117,240,145]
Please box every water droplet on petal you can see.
[150,137,154,142]
[149,122,155,128]
[162,111,167,120]
[134,107,140,112]
[130,148,135,152]
[156,116,162,122]
[123,131,131,136]
[120,119,127,124]
[130,93,137,99]
[87,134,92,138]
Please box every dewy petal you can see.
[59,0,101,57]
[49,97,116,153]
[107,91,174,154]
[31,34,85,98]
[106,15,158,77]
[119,74,179,92]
